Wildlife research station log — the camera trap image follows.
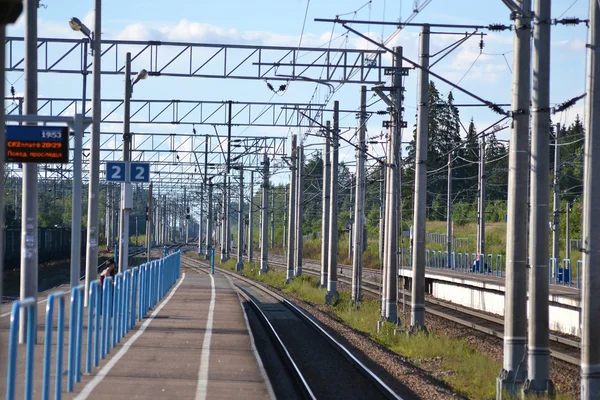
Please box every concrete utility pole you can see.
[552,124,561,278]
[383,46,403,324]
[260,154,270,274]
[352,86,368,304]
[326,102,340,303]
[84,0,102,307]
[201,137,209,253]
[20,0,39,344]
[283,186,288,249]
[198,182,204,254]
[270,189,275,249]
[248,170,254,263]
[146,182,153,262]
[566,203,571,261]
[206,183,213,258]
[236,169,244,271]
[348,182,354,261]
[411,29,429,330]
[477,135,486,260]
[286,135,297,282]
[221,181,227,262]
[321,122,332,288]
[379,168,384,268]
[106,186,112,248]
[184,186,188,243]
[226,176,231,259]
[295,145,304,276]
[70,114,84,289]
[118,53,133,273]
[0,0,23,304]
[498,0,532,395]
[525,0,554,393]
[447,152,453,268]
[581,1,600,396]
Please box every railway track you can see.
[180,255,409,400]
[264,255,581,365]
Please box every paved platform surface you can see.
[0,272,274,400]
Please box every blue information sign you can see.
[105,161,150,183]
[5,125,69,163]
[106,161,126,182]
[130,162,150,183]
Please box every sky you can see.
[3,0,591,187]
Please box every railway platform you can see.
[0,261,273,399]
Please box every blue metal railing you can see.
[5,250,182,399]
[423,248,581,289]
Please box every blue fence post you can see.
[43,294,58,400]
[122,271,129,338]
[131,267,138,329]
[113,273,122,345]
[86,282,98,373]
[67,287,79,392]
[211,248,215,275]
[101,277,113,358]
[75,286,84,383]
[93,280,101,367]
[42,294,67,398]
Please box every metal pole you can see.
[248,170,254,263]
[236,169,244,271]
[70,114,84,288]
[270,188,275,249]
[198,182,204,254]
[447,152,452,268]
[526,0,553,392]
[321,123,331,288]
[498,0,532,394]
[348,182,354,262]
[411,29,429,330]
[283,186,288,250]
[146,182,152,262]
[226,175,231,259]
[295,145,304,276]
[0,24,6,304]
[184,187,188,244]
[552,124,561,278]
[384,46,402,324]
[84,0,102,306]
[260,154,270,274]
[20,0,38,344]
[203,135,210,254]
[227,100,232,173]
[221,181,227,262]
[381,122,392,318]
[118,52,132,273]
[581,0,600,395]
[286,135,297,282]
[352,86,367,304]
[566,203,571,261]
[478,135,486,259]
[206,183,214,260]
[326,102,340,303]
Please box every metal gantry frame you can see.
[4,37,386,84]
[5,97,328,128]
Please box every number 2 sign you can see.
[106,161,150,183]
[130,162,150,183]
